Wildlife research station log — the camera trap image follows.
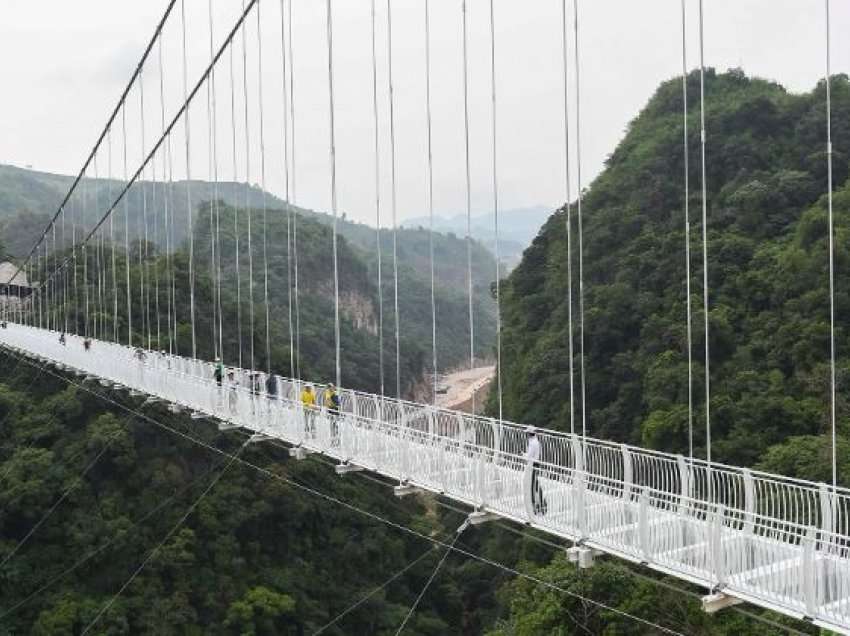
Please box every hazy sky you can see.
[3,0,849,228]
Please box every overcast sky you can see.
[3,0,849,228]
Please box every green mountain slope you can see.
[496,69,850,472]
[0,165,497,387]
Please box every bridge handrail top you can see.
[10,324,850,503]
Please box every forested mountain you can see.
[2,69,840,635]
[496,69,850,471]
[0,164,498,385]
[484,68,850,634]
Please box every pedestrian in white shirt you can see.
[525,426,546,515]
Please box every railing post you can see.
[639,487,650,561]
[819,483,834,553]
[522,456,534,521]
[571,436,585,536]
[742,468,755,535]
[710,504,726,587]
[426,406,436,484]
[343,391,357,458]
[677,454,690,515]
[801,525,818,617]
[370,395,381,467]
[621,444,632,501]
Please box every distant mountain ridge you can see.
[0,163,498,382]
[401,205,553,270]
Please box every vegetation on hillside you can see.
[487,70,847,634]
[496,69,850,472]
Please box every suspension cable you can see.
[181,0,198,359]
[108,127,118,342]
[461,0,475,413]
[288,0,301,381]
[25,0,260,347]
[122,105,132,346]
[241,0,256,374]
[386,0,402,398]
[257,0,272,374]
[81,440,249,635]
[82,172,90,339]
[149,107,161,349]
[5,0,178,290]
[0,460,224,621]
[373,0,386,398]
[230,41,244,368]
[6,350,686,636]
[561,0,575,435]
[394,526,465,635]
[424,0,436,404]
[314,548,435,635]
[327,0,342,388]
[681,0,694,461]
[697,0,711,482]
[157,35,174,353]
[489,0,502,421]
[212,5,223,362]
[573,0,587,440]
[207,0,220,360]
[279,0,295,380]
[140,71,151,350]
[0,422,125,570]
[823,0,837,490]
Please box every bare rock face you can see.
[340,290,378,336]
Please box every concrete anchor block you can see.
[393,482,423,498]
[701,592,742,614]
[468,510,501,526]
[566,546,598,569]
[289,446,310,460]
[335,463,364,475]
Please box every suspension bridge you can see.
[0,0,847,633]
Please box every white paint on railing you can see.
[2,323,850,634]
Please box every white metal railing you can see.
[1,322,849,633]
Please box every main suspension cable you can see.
[81,440,249,635]
[257,0,272,374]
[313,548,435,635]
[5,0,179,290]
[230,40,244,368]
[461,0,475,412]
[489,0,503,421]
[573,0,587,440]
[561,0,575,435]
[681,0,694,461]
[23,0,261,341]
[424,0,437,404]
[371,0,384,398]
[385,0,402,398]
[823,0,837,492]
[6,350,686,636]
[394,526,464,635]
[327,0,342,388]
[288,0,301,381]
[697,0,712,485]
[180,0,198,359]
[279,0,295,380]
[241,0,256,374]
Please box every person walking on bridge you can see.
[526,426,546,516]
[214,358,223,387]
[301,384,316,438]
[324,383,341,445]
